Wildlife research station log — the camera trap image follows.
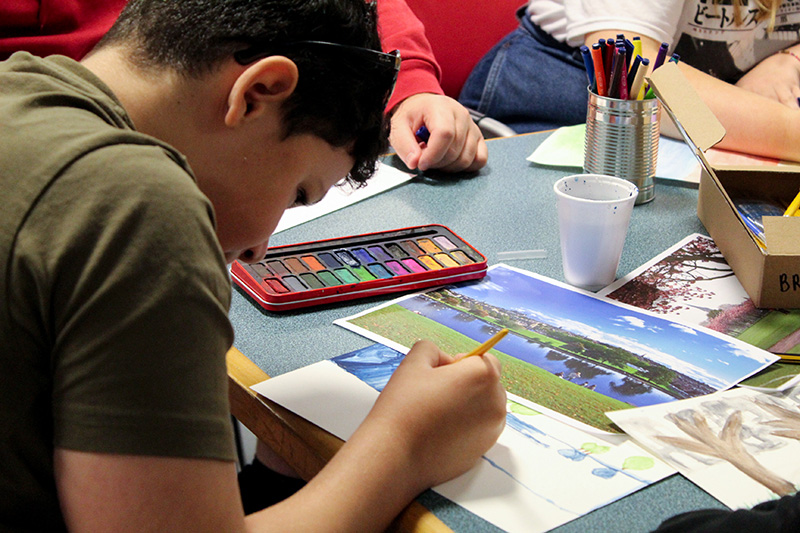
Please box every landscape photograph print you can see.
[599,233,800,389]
[337,264,777,433]
[599,233,800,355]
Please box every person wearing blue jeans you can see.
[459,7,589,134]
[460,0,800,165]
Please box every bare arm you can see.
[585,31,800,162]
[55,451,247,532]
[56,340,506,532]
[735,43,800,110]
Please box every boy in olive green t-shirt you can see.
[0,0,507,530]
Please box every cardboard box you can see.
[648,63,800,308]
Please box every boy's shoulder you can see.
[1,51,200,218]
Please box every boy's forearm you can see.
[246,421,423,532]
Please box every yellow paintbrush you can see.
[460,328,509,359]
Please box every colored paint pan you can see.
[335,250,360,267]
[318,270,342,286]
[401,240,425,256]
[366,263,393,279]
[433,253,459,267]
[417,238,442,254]
[301,255,325,271]
[285,257,309,273]
[385,243,408,259]
[260,278,289,294]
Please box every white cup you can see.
[554,174,638,291]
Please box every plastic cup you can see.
[554,173,638,291]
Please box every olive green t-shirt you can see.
[0,52,236,530]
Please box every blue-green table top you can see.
[229,132,725,532]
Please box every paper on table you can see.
[252,344,675,533]
[526,124,799,185]
[597,233,800,391]
[608,384,800,510]
[527,124,699,183]
[334,264,779,435]
[273,162,414,234]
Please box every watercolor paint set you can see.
[231,224,487,311]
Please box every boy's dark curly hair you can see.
[95,0,393,186]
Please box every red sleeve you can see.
[0,0,127,61]
[376,0,444,112]
[0,0,441,111]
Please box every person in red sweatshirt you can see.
[0,0,488,173]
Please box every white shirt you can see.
[527,0,800,75]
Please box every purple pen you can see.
[608,45,625,99]
[653,42,669,71]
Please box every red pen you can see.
[607,46,624,98]
[604,38,615,82]
[591,43,607,96]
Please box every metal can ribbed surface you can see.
[583,89,660,204]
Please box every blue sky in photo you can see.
[446,265,776,389]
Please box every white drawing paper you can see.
[273,162,414,234]
[253,343,676,533]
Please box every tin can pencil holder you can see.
[583,89,660,204]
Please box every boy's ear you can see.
[225,56,299,127]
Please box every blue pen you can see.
[623,38,634,61]
[627,54,642,89]
[415,125,430,143]
[597,39,607,79]
[580,45,594,87]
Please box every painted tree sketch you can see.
[608,385,800,509]
[600,234,800,356]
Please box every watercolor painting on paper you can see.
[252,342,676,533]
[335,264,778,433]
[608,384,800,509]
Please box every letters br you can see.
[779,273,800,292]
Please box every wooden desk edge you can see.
[226,346,452,533]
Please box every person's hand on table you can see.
[736,48,800,109]
[389,93,488,173]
